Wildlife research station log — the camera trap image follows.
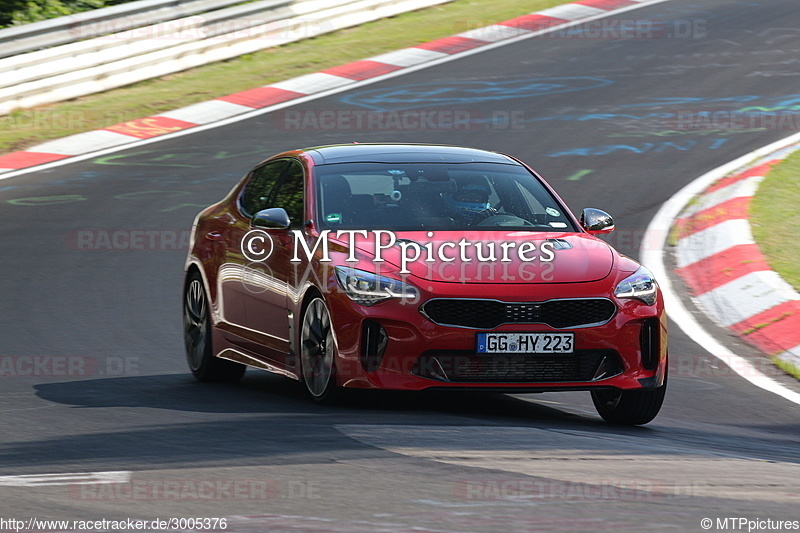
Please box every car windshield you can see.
[314,162,577,231]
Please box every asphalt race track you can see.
[1,0,799,530]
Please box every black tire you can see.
[183,272,246,382]
[591,368,667,425]
[299,296,341,404]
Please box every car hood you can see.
[335,231,615,284]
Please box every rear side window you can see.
[240,160,289,217]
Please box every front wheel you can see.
[300,297,341,404]
[591,370,667,425]
[183,272,246,382]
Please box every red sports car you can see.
[183,144,667,425]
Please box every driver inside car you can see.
[443,182,499,225]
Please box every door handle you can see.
[205,231,223,241]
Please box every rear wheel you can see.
[183,272,245,382]
[591,369,667,425]
[300,297,341,404]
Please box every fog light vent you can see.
[640,318,660,371]
[360,320,388,372]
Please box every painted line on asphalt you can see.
[0,471,131,487]
[2,0,795,407]
[0,0,670,182]
[673,149,800,362]
[642,131,800,407]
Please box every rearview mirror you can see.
[581,208,614,234]
[252,208,290,229]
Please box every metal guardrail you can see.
[0,0,451,115]
[0,0,248,58]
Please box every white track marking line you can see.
[538,4,606,20]
[366,48,448,67]
[269,72,354,94]
[6,0,794,409]
[0,0,670,182]
[642,131,800,407]
[457,25,530,42]
[30,130,135,155]
[0,471,131,487]
[159,100,253,124]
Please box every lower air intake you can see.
[412,350,623,383]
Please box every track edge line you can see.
[642,131,800,407]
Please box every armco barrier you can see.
[0,0,451,115]
[0,0,295,90]
[0,0,248,58]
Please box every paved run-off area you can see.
[1,0,800,530]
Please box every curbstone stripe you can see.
[0,0,659,174]
[675,145,800,371]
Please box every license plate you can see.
[476,332,574,354]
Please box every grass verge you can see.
[750,149,800,291]
[0,0,568,155]
[750,149,800,381]
[772,355,800,381]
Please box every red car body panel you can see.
[185,144,667,394]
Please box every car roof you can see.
[301,143,519,165]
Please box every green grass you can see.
[773,354,800,381]
[0,0,568,154]
[750,150,800,291]
[752,150,800,382]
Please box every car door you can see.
[240,159,305,363]
[218,159,288,338]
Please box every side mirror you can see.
[581,208,614,234]
[252,208,290,229]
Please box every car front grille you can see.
[421,298,616,329]
[412,350,622,383]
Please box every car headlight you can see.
[334,266,419,306]
[614,266,658,306]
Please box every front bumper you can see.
[326,278,667,392]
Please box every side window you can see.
[240,160,289,217]
[272,161,305,228]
